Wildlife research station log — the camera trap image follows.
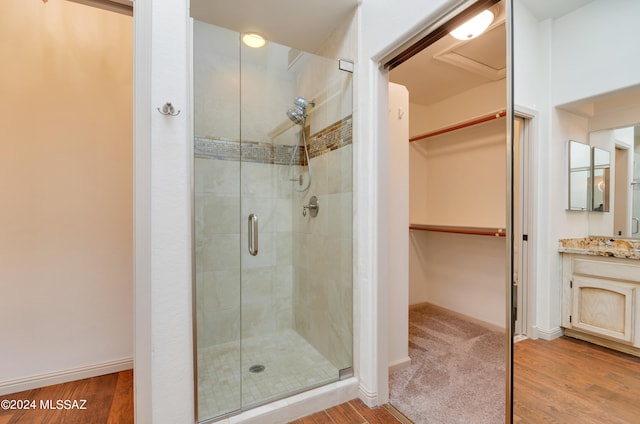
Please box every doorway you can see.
[385,1,509,422]
[513,113,534,339]
[0,0,134,395]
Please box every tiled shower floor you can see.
[197,329,338,421]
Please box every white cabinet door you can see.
[571,276,636,343]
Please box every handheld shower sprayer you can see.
[285,96,315,192]
[286,97,315,125]
[286,109,304,125]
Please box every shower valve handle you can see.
[302,196,319,218]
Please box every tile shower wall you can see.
[194,18,353,370]
[195,155,294,346]
[195,158,241,348]
[290,50,354,370]
[293,121,353,371]
[195,115,353,356]
[240,160,294,339]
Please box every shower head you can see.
[287,96,314,125]
[287,108,305,125]
[294,96,315,112]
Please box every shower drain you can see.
[249,364,265,373]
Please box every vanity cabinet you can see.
[562,253,640,356]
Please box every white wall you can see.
[410,80,506,136]
[410,118,507,228]
[387,83,409,369]
[551,0,640,107]
[134,0,193,422]
[0,0,133,393]
[513,0,552,336]
[410,231,506,327]
[403,62,507,325]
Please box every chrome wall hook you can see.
[157,102,181,116]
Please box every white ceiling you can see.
[189,0,599,108]
[389,0,599,108]
[519,0,595,21]
[190,0,359,54]
[390,2,506,107]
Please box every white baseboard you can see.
[526,325,539,339]
[0,357,133,396]
[535,326,563,341]
[388,356,411,373]
[358,384,378,408]
[513,334,528,343]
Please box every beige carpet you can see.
[389,303,506,424]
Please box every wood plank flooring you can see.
[0,370,133,424]
[291,399,403,424]
[5,338,640,424]
[0,372,401,424]
[513,336,640,424]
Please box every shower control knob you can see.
[302,196,319,218]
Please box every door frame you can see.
[514,106,538,339]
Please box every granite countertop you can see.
[559,236,640,260]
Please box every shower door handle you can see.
[248,214,258,256]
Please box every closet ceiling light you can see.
[450,10,494,40]
[242,33,266,48]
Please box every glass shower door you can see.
[193,21,242,421]
[193,17,353,422]
[238,38,354,410]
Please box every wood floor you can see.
[5,338,640,424]
[0,370,133,424]
[513,336,640,423]
[291,399,404,424]
[0,371,401,424]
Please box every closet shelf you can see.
[409,110,506,143]
[409,224,506,237]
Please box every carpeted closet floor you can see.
[389,303,506,424]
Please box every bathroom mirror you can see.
[592,147,610,212]
[514,0,640,421]
[567,140,591,211]
[592,124,639,236]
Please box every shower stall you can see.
[192,20,354,422]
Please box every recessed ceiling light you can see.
[450,10,494,40]
[242,33,266,48]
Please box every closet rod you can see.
[409,110,506,143]
[409,225,506,237]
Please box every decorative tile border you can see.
[195,136,295,165]
[307,115,353,161]
[195,115,352,165]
